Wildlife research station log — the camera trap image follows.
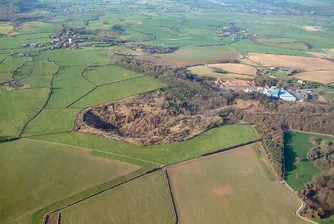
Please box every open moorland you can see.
[167,144,307,224]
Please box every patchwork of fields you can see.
[1,0,334,223]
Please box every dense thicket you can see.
[299,171,334,219]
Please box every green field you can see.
[71,76,165,108]
[83,65,140,86]
[22,109,81,137]
[0,139,139,223]
[284,131,334,190]
[168,144,307,224]
[31,125,258,165]
[232,40,312,57]
[0,88,48,139]
[60,171,175,224]
[138,45,239,66]
[47,66,95,108]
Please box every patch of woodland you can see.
[298,138,334,219]
[75,91,222,146]
[218,96,334,179]
[298,170,334,219]
[127,44,178,54]
[0,0,43,21]
[308,139,334,171]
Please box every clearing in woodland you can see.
[167,144,308,224]
[284,131,334,190]
[60,171,175,224]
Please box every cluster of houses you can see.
[49,29,86,50]
[216,24,250,39]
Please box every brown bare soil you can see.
[212,185,232,197]
[208,63,257,76]
[307,51,334,60]
[295,70,334,84]
[248,53,334,71]
[75,91,222,146]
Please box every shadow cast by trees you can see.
[283,131,298,179]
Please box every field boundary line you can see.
[39,140,259,224]
[42,167,161,224]
[23,137,162,166]
[18,57,60,138]
[163,169,179,224]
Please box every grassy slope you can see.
[83,65,139,86]
[22,109,81,137]
[232,40,312,57]
[168,144,307,224]
[71,76,165,108]
[284,131,334,190]
[31,125,258,165]
[61,171,175,224]
[0,88,48,138]
[0,139,139,223]
[47,66,95,108]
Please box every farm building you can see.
[279,89,296,102]
[263,86,296,102]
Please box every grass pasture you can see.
[83,65,140,86]
[32,125,258,165]
[232,40,312,57]
[71,76,165,108]
[0,87,48,139]
[253,38,310,51]
[168,144,307,224]
[284,131,334,190]
[22,109,81,137]
[137,45,240,67]
[18,60,59,88]
[60,171,175,224]
[47,66,95,108]
[0,139,140,223]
